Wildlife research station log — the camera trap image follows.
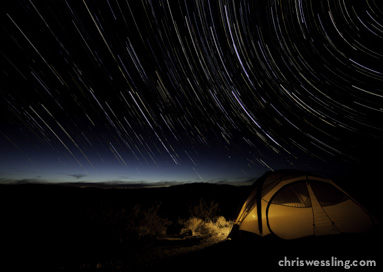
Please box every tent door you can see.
[307,183,340,236]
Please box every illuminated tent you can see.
[231,170,375,240]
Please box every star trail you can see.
[1,0,382,184]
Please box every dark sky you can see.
[1,0,382,184]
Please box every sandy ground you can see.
[56,230,380,272]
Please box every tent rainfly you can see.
[230,170,375,240]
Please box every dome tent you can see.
[230,170,375,240]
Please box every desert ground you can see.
[0,179,380,272]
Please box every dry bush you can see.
[180,217,204,236]
[200,216,234,238]
[188,198,220,221]
[181,197,233,240]
[180,216,233,239]
[125,203,170,241]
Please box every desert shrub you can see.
[215,215,233,229]
[207,216,233,239]
[125,202,170,241]
[200,216,233,238]
[182,197,233,240]
[188,198,220,221]
[180,216,233,239]
[180,217,203,236]
[89,202,171,246]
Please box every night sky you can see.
[1,0,382,185]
